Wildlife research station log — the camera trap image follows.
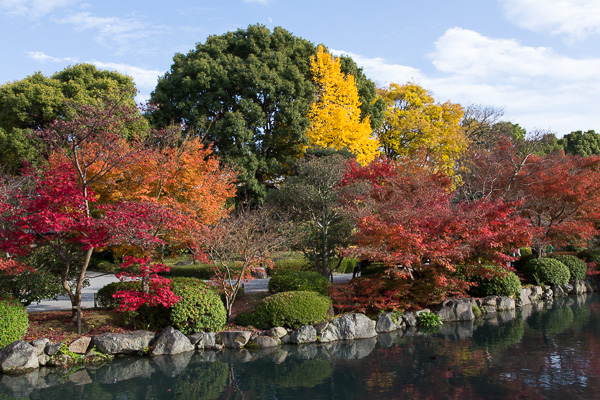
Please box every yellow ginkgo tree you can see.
[306,46,379,165]
[376,82,466,180]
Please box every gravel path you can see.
[26,272,354,312]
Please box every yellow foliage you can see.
[307,46,379,165]
[376,82,467,180]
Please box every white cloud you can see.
[501,0,600,40]
[0,0,76,18]
[88,61,163,93]
[335,28,600,136]
[55,12,165,55]
[27,51,77,63]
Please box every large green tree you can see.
[0,64,138,173]
[149,24,382,202]
[559,130,600,157]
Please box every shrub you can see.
[0,299,28,349]
[578,249,600,267]
[548,254,587,281]
[271,258,310,273]
[469,265,522,298]
[268,271,331,296]
[524,258,570,286]
[97,281,141,309]
[251,291,331,329]
[520,247,533,257]
[337,258,358,274]
[159,263,213,279]
[359,263,390,276]
[169,277,226,334]
[418,311,442,328]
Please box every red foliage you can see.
[113,257,179,312]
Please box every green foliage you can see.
[97,281,142,309]
[251,291,331,329]
[578,248,600,267]
[359,263,390,276]
[548,254,587,280]
[559,130,600,157]
[520,247,533,257]
[271,258,310,273]
[528,306,574,334]
[268,270,331,295]
[169,277,226,334]
[0,299,29,349]
[417,311,443,328]
[468,265,522,297]
[159,263,213,279]
[472,318,524,350]
[524,258,570,286]
[337,258,358,274]
[0,268,63,306]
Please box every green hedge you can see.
[548,254,587,281]
[360,263,390,276]
[268,271,331,296]
[96,281,142,309]
[524,258,570,286]
[169,277,226,334]
[250,291,331,329]
[470,265,522,297]
[0,299,29,349]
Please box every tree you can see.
[268,154,362,277]
[306,46,379,166]
[149,24,383,202]
[201,206,286,321]
[559,130,600,157]
[0,64,139,173]
[376,83,466,179]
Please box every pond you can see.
[2,294,599,399]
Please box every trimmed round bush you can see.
[268,271,331,295]
[524,258,570,286]
[252,291,331,329]
[169,277,226,334]
[470,265,522,297]
[0,299,29,349]
[548,254,587,281]
[97,281,142,309]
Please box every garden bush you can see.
[359,263,391,276]
[251,291,331,329]
[0,299,29,349]
[159,263,213,279]
[169,277,226,334]
[524,258,570,286]
[268,271,331,295]
[548,254,587,281]
[336,258,358,274]
[469,265,522,298]
[97,281,142,309]
[578,249,600,267]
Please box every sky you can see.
[1,0,599,137]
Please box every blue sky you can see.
[1,0,599,137]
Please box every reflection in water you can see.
[2,294,600,399]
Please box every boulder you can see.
[402,311,418,327]
[528,286,544,301]
[68,336,91,354]
[376,313,399,333]
[0,341,39,373]
[434,298,475,322]
[187,332,204,347]
[45,343,61,356]
[92,330,156,355]
[220,331,252,348]
[517,288,531,307]
[482,306,497,314]
[251,335,279,348]
[552,285,567,298]
[562,282,574,294]
[497,296,516,311]
[267,327,288,340]
[290,325,317,344]
[481,296,498,307]
[30,339,49,357]
[321,313,376,342]
[572,280,587,295]
[151,327,194,356]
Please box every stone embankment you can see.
[0,279,594,375]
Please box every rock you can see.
[517,288,531,307]
[321,313,376,342]
[376,313,399,333]
[220,331,252,348]
[251,335,278,348]
[542,288,553,300]
[203,332,219,349]
[572,280,586,295]
[415,309,431,316]
[497,296,516,311]
[187,332,204,346]
[92,330,156,355]
[585,282,594,292]
[30,339,49,357]
[482,306,497,314]
[37,354,49,366]
[251,267,268,279]
[290,325,317,344]
[552,285,567,298]
[402,311,418,327]
[529,286,544,301]
[45,343,61,356]
[563,282,574,294]
[0,341,39,373]
[267,327,288,339]
[314,321,329,335]
[318,324,340,343]
[48,354,71,367]
[481,296,499,307]
[434,298,475,322]
[151,327,194,356]
[68,336,91,354]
